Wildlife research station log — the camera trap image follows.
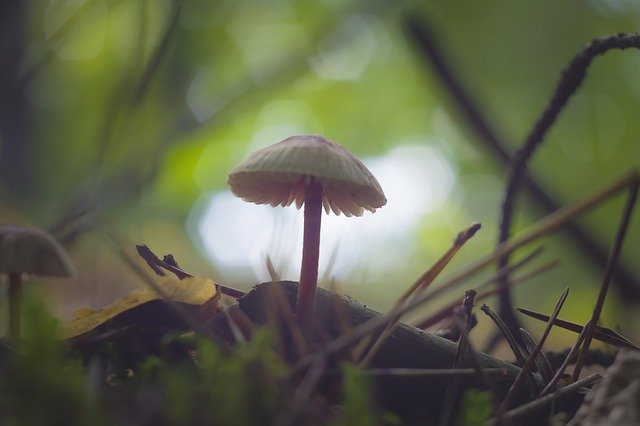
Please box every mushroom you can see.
[227,135,386,324]
[0,224,75,342]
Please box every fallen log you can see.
[212,281,562,422]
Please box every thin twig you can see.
[99,226,231,351]
[136,244,246,298]
[453,313,504,425]
[519,328,554,384]
[131,0,182,105]
[481,304,526,365]
[356,223,481,366]
[276,355,327,426]
[496,374,601,424]
[439,291,482,426]
[572,182,639,381]
[516,307,639,351]
[17,0,127,87]
[415,256,557,331]
[538,323,588,397]
[396,222,481,306]
[49,1,185,242]
[361,367,509,378]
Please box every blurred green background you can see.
[1,0,639,350]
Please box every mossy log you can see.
[214,281,553,422]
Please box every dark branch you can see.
[407,18,640,348]
[497,33,640,329]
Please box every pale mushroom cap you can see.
[227,135,387,217]
[0,224,75,277]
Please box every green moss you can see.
[129,329,288,425]
[0,296,401,425]
[333,363,400,426]
[0,294,102,426]
[455,389,494,426]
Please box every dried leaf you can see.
[63,276,219,339]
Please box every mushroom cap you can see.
[227,135,387,217]
[0,224,75,277]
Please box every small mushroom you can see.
[227,135,386,324]
[0,224,75,342]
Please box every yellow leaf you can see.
[62,276,218,339]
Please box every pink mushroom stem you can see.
[296,178,323,323]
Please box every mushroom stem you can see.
[7,272,22,342]
[297,178,323,324]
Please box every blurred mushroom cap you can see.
[227,135,386,217]
[0,224,75,277]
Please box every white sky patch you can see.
[192,144,455,283]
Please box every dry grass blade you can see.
[538,322,588,397]
[482,303,541,399]
[276,355,328,426]
[520,328,554,384]
[264,283,309,359]
[446,171,639,296]
[222,304,255,343]
[18,0,128,86]
[500,287,570,411]
[414,255,559,330]
[573,182,639,381]
[355,223,481,366]
[481,304,526,365]
[384,172,639,333]
[265,253,280,282]
[395,222,481,307]
[222,307,247,344]
[320,244,340,284]
[516,307,640,351]
[492,374,601,425]
[293,249,555,375]
[414,247,543,330]
[329,283,357,363]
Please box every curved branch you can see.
[405,20,640,302]
[497,33,640,323]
